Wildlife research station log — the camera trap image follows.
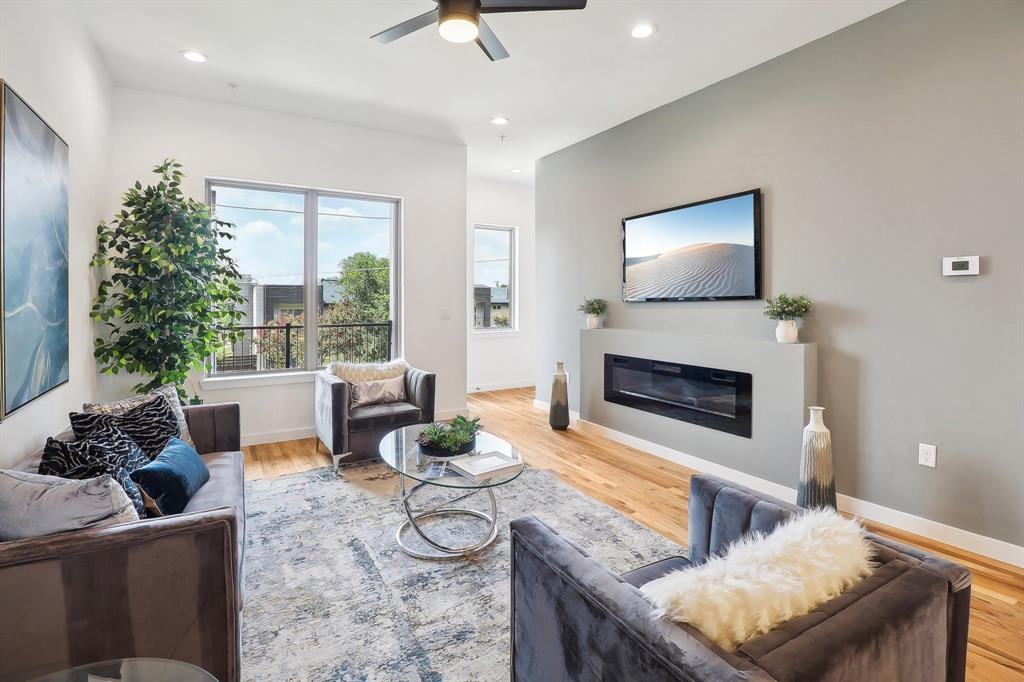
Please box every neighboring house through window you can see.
[208,181,400,375]
[473,225,515,330]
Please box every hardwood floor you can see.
[244,387,1024,682]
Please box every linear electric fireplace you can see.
[604,354,752,437]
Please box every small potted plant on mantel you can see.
[577,297,607,329]
[416,416,483,457]
[763,293,812,343]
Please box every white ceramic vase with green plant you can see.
[763,294,811,343]
[577,297,607,329]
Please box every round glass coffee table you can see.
[29,658,216,681]
[379,425,524,560]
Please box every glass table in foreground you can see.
[378,425,524,560]
[28,658,216,682]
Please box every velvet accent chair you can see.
[510,473,972,682]
[0,403,245,682]
[315,366,436,470]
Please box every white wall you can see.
[0,1,112,467]
[466,177,535,392]
[106,89,468,444]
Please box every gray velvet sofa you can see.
[0,403,245,682]
[510,473,971,682]
[315,366,435,469]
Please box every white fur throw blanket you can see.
[641,509,873,652]
[329,358,408,383]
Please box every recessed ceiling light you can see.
[631,24,655,39]
[491,115,511,126]
[180,50,209,63]
[511,169,522,174]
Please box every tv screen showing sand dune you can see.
[623,191,759,301]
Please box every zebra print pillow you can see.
[83,384,194,449]
[40,422,149,516]
[70,397,180,459]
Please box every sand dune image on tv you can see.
[622,189,761,302]
[624,242,755,300]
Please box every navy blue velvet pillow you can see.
[129,437,210,516]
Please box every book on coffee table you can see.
[448,451,521,483]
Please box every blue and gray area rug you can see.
[242,464,682,682]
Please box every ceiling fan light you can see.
[439,15,479,43]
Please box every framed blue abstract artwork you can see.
[1,81,70,418]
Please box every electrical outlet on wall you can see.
[918,443,937,468]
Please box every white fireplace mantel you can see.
[580,328,817,490]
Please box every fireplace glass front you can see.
[604,354,752,437]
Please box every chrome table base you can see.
[395,475,499,560]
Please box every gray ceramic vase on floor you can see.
[549,361,570,430]
[797,405,837,509]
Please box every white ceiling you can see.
[77,0,900,183]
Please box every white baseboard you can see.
[531,402,1024,567]
[834,493,1024,568]
[532,399,580,425]
[436,407,469,419]
[242,426,316,447]
[242,407,468,447]
[468,380,535,393]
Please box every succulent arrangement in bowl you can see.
[416,416,483,457]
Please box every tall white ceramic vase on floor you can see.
[797,406,837,509]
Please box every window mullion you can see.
[304,190,318,370]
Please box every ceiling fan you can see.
[371,0,588,61]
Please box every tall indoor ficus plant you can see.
[91,159,245,395]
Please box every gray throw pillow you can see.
[351,374,407,408]
[83,384,193,448]
[0,469,139,541]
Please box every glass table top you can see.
[379,424,524,489]
[29,658,216,682]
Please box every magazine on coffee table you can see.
[423,460,465,480]
[448,451,520,483]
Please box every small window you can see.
[473,225,515,330]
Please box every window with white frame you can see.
[207,181,400,375]
[472,225,515,330]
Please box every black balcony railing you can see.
[212,321,393,374]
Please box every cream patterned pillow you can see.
[350,374,407,408]
[329,357,408,383]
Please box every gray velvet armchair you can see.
[510,473,971,682]
[315,366,436,470]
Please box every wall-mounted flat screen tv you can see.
[622,189,762,302]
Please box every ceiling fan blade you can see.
[476,18,510,61]
[479,0,586,13]
[370,8,439,43]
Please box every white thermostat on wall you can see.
[942,256,979,276]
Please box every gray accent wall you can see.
[535,0,1023,544]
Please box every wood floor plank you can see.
[243,386,1024,681]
